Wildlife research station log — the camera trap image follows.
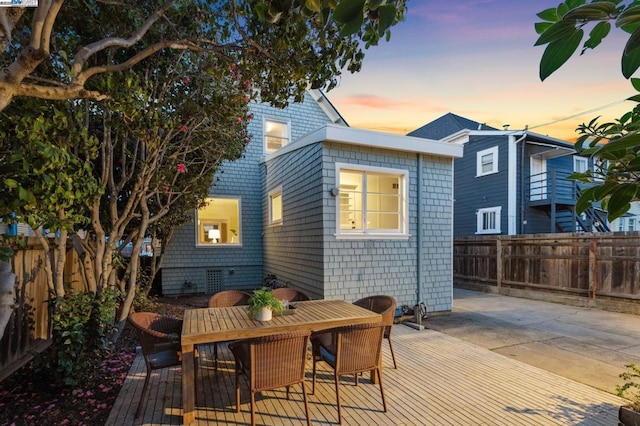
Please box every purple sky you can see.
[326,1,633,141]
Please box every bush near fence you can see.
[0,238,88,382]
[453,232,640,314]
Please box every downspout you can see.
[416,153,422,307]
[509,130,527,234]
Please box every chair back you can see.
[333,323,385,375]
[128,312,182,355]
[242,331,311,393]
[208,290,251,307]
[353,295,396,327]
[271,287,311,302]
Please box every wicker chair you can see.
[207,290,252,369]
[353,295,398,368]
[229,331,312,426]
[271,287,311,302]
[128,312,195,419]
[310,323,386,424]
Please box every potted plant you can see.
[247,287,284,321]
[617,363,640,426]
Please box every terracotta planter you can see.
[255,307,272,321]
[619,406,640,426]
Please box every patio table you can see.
[181,299,382,424]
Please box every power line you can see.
[526,98,630,132]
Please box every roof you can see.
[264,124,464,162]
[408,113,498,140]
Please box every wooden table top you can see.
[181,299,382,345]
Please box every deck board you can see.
[107,325,624,425]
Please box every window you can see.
[629,218,637,231]
[268,187,283,225]
[573,156,588,173]
[476,207,501,234]
[336,164,407,236]
[618,218,626,232]
[264,118,290,153]
[195,197,241,246]
[476,147,498,177]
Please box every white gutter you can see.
[508,132,527,235]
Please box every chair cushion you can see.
[320,346,336,365]
[149,349,181,369]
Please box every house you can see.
[408,113,610,237]
[160,91,463,313]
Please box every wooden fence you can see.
[454,232,640,304]
[0,238,88,382]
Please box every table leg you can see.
[182,343,196,424]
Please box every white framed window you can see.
[264,117,290,153]
[476,206,501,234]
[336,163,408,237]
[268,187,283,225]
[476,146,498,177]
[195,197,241,246]
[618,218,626,232]
[629,218,637,231]
[573,156,588,173]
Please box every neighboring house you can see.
[160,91,463,313]
[408,113,610,237]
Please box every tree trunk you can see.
[0,261,16,341]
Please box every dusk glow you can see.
[326,1,633,141]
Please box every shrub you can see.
[617,363,640,412]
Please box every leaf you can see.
[537,7,559,22]
[607,184,637,219]
[563,2,617,21]
[377,5,396,36]
[333,0,365,24]
[540,28,583,81]
[4,178,17,188]
[535,20,579,46]
[583,21,611,51]
[623,48,640,78]
[535,22,554,35]
[576,186,597,213]
[305,0,322,13]
[369,0,384,9]
[616,4,640,33]
[597,132,640,155]
[632,78,640,92]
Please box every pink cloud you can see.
[339,95,420,110]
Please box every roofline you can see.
[264,123,464,162]
[308,89,348,126]
[440,128,573,147]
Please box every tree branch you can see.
[3,80,109,102]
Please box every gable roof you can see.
[407,113,498,140]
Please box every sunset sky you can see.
[325,1,634,141]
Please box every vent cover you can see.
[206,269,223,294]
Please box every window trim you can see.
[335,163,409,239]
[268,186,283,226]
[476,146,499,177]
[573,155,588,173]
[195,196,242,247]
[476,206,501,234]
[263,116,291,153]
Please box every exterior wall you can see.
[320,142,454,312]
[262,143,325,299]
[453,135,508,237]
[161,92,337,295]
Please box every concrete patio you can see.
[107,306,627,425]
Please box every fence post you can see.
[588,238,598,299]
[496,237,502,288]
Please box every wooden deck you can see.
[106,324,625,425]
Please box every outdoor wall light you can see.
[330,187,340,197]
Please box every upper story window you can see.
[268,187,283,225]
[476,146,498,177]
[264,117,290,153]
[196,197,241,246]
[573,156,588,173]
[629,218,637,231]
[476,206,501,234]
[336,163,408,237]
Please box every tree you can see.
[0,0,408,345]
[0,0,406,111]
[535,0,640,220]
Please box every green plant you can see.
[247,287,284,318]
[617,363,640,412]
[0,247,13,263]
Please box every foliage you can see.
[47,289,119,386]
[247,287,285,317]
[617,363,640,411]
[535,1,640,220]
[0,0,407,111]
[0,246,13,263]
